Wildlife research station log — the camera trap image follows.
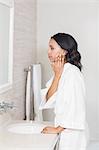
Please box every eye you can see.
[49,45,54,50]
[49,44,55,50]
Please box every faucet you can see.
[0,101,14,113]
[24,65,35,121]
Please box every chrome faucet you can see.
[0,101,14,113]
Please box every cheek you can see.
[53,52,57,57]
[54,51,61,57]
[52,52,58,59]
[48,48,61,59]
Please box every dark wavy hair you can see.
[51,33,82,71]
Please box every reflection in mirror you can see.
[0,1,14,93]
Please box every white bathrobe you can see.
[39,63,89,150]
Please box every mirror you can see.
[0,0,14,93]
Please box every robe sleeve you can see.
[39,76,56,110]
[55,72,86,130]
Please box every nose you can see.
[48,48,51,56]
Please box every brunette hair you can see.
[51,33,82,71]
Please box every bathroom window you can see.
[0,0,14,93]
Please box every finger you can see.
[55,56,58,62]
[61,55,65,64]
[56,56,59,60]
[55,53,61,61]
[57,54,62,66]
[59,54,62,62]
[41,128,48,134]
[55,53,60,58]
[41,128,47,133]
[41,129,44,133]
[41,130,46,134]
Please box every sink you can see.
[7,122,47,134]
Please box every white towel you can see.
[26,68,31,121]
[32,64,43,121]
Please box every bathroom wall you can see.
[37,0,99,141]
[0,0,37,119]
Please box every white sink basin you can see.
[7,122,47,134]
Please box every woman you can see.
[39,33,89,150]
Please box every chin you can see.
[50,60,55,63]
[49,59,54,63]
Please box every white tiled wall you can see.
[0,0,36,119]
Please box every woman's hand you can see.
[41,126,58,134]
[51,53,65,78]
[46,53,65,100]
[41,126,65,134]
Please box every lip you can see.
[48,56,53,60]
[48,57,53,61]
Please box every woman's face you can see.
[48,38,66,63]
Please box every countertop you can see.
[0,120,59,150]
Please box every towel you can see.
[25,67,31,121]
[32,64,43,121]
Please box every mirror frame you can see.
[0,0,14,93]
